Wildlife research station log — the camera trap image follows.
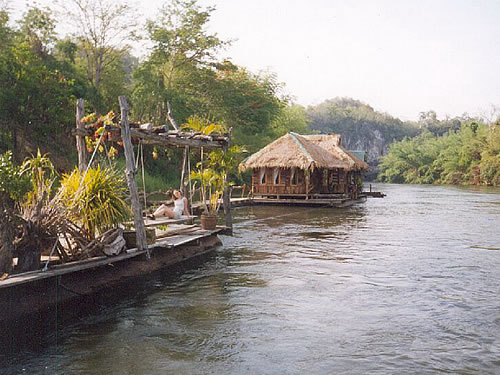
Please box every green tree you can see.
[133,0,228,124]
[18,5,56,57]
[57,0,137,112]
[270,104,310,137]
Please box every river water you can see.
[1,184,499,374]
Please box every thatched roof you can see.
[239,133,368,172]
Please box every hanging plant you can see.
[82,111,121,159]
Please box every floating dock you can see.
[0,226,223,325]
[190,194,374,214]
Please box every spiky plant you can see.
[21,149,56,206]
[59,166,131,239]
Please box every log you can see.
[103,234,126,256]
[119,96,150,259]
[75,99,88,172]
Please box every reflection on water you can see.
[1,183,500,374]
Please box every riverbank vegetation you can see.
[378,121,500,186]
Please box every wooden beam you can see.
[129,129,225,148]
[72,127,227,149]
[75,99,87,172]
[118,96,150,259]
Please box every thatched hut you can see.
[239,132,368,199]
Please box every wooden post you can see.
[180,146,189,192]
[119,96,150,259]
[222,128,233,233]
[305,170,309,200]
[75,98,88,172]
[223,185,232,233]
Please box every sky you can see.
[7,0,500,121]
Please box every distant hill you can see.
[306,98,419,169]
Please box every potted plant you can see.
[190,168,223,230]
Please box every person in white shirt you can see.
[150,190,189,219]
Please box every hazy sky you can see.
[8,0,500,121]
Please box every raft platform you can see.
[190,195,370,213]
[0,226,224,325]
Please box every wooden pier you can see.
[0,227,224,325]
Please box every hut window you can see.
[260,169,266,184]
[273,168,279,184]
[291,167,298,185]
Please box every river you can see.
[1,183,499,374]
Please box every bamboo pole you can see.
[75,98,88,172]
[119,96,150,259]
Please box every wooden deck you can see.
[0,227,222,289]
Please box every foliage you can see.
[0,6,83,157]
[190,167,223,215]
[480,123,500,185]
[270,104,310,138]
[59,165,131,238]
[0,151,31,201]
[180,116,226,135]
[57,0,137,112]
[190,143,246,215]
[18,5,56,57]
[378,121,500,185]
[132,1,283,153]
[21,149,56,205]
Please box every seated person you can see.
[150,190,189,219]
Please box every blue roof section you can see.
[289,132,315,164]
[349,150,367,162]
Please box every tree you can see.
[378,121,495,185]
[133,0,228,123]
[57,0,137,111]
[147,0,229,89]
[480,123,500,185]
[18,5,56,57]
[0,7,83,159]
[270,104,309,137]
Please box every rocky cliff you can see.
[306,98,418,173]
